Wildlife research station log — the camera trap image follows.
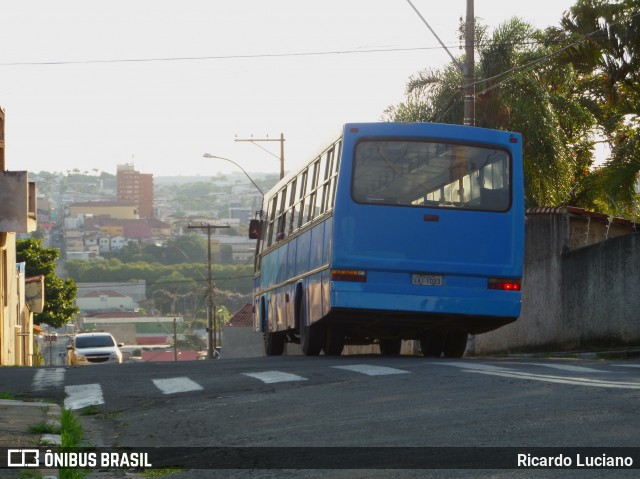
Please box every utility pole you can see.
[406,0,475,126]
[173,317,178,362]
[463,0,475,126]
[235,133,285,179]
[187,222,230,359]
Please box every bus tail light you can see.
[488,278,521,291]
[332,269,367,282]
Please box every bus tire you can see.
[420,332,445,357]
[379,338,402,356]
[301,324,323,356]
[443,332,468,358]
[323,326,344,356]
[264,332,285,356]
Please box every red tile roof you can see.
[226,303,253,327]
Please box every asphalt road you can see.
[2,355,640,478]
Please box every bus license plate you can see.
[412,274,443,286]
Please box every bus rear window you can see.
[352,140,511,211]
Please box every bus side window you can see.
[297,170,308,228]
[275,187,287,241]
[276,212,287,242]
[286,179,297,235]
[305,161,318,223]
[327,141,341,210]
[315,149,330,215]
[266,197,277,247]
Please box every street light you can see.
[203,153,265,196]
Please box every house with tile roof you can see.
[221,303,263,358]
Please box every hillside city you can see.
[25,164,280,362]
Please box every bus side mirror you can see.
[249,219,261,240]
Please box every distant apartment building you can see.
[117,163,154,219]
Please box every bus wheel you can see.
[264,332,285,356]
[379,339,402,356]
[323,326,344,356]
[420,332,445,357]
[301,324,323,356]
[443,332,468,358]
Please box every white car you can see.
[67,332,123,365]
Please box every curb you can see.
[40,403,63,446]
[505,348,640,360]
[38,403,62,479]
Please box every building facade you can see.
[117,163,154,219]
[68,201,138,220]
[1,106,39,366]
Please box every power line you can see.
[0,39,585,68]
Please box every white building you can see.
[76,290,138,312]
[110,236,126,250]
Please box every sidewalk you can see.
[0,399,61,447]
[1,398,145,478]
[0,398,61,479]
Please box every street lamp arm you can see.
[203,153,265,196]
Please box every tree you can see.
[552,0,640,216]
[16,238,79,328]
[385,18,596,208]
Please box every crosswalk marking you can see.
[64,384,104,410]
[152,377,203,395]
[32,368,65,391]
[332,364,410,376]
[243,371,307,384]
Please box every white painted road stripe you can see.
[152,377,204,395]
[469,370,640,389]
[32,368,65,391]
[332,364,410,376]
[523,363,606,373]
[435,362,514,371]
[243,371,307,384]
[64,384,104,410]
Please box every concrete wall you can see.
[221,327,263,358]
[476,210,640,354]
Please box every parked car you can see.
[67,332,123,365]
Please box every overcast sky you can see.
[0,0,577,178]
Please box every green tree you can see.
[385,18,596,208]
[552,0,640,215]
[16,238,79,328]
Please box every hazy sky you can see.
[0,0,577,178]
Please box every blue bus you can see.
[249,122,524,357]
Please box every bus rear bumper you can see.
[329,290,520,334]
